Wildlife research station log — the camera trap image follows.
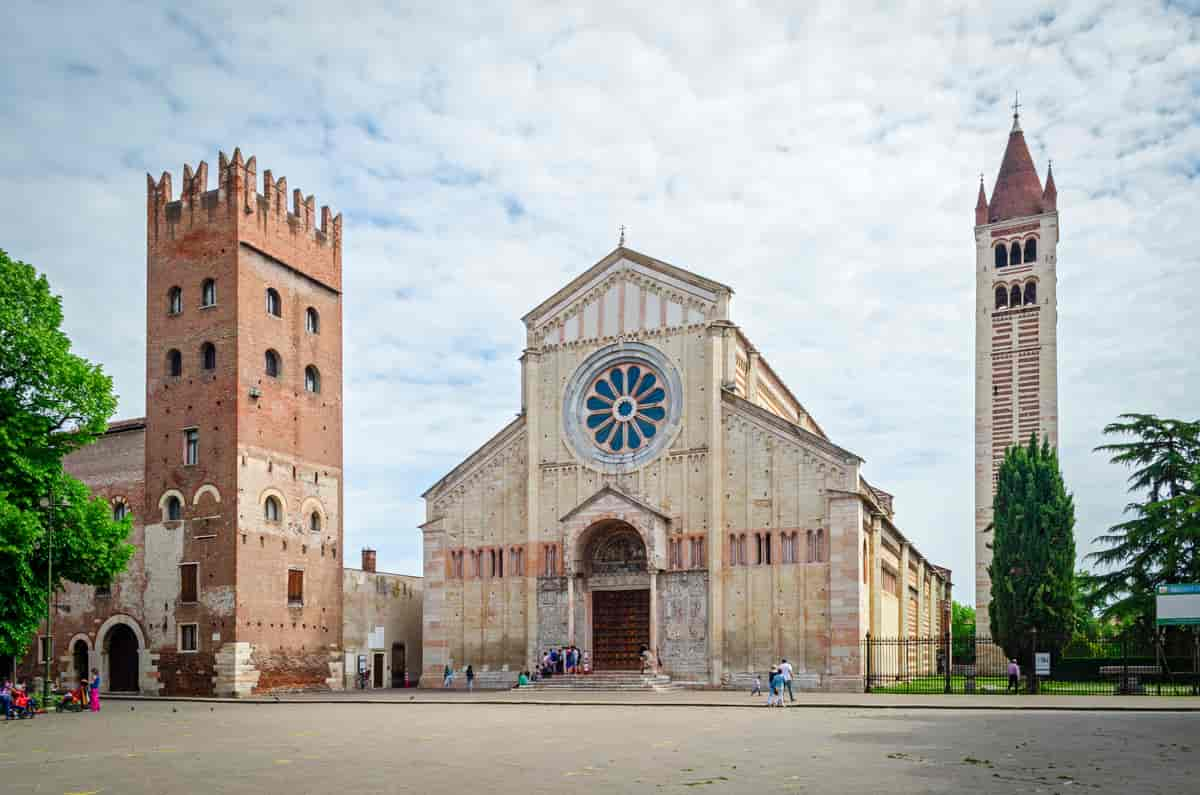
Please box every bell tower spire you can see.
[972,105,1060,635]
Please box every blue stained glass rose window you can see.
[584,363,668,453]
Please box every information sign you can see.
[1035,652,1050,676]
[1156,584,1200,626]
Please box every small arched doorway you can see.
[391,643,406,688]
[72,639,89,686]
[584,522,650,671]
[105,624,140,692]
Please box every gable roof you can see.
[559,483,673,524]
[522,246,733,328]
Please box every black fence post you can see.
[1121,633,1129,696]
[943,631,951,694]
[1029,627,1039,695]
[864,633,872,693]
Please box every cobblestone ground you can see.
[1,702,1196,793]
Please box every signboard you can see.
[1156,584,1200,626]
[1035,652,1050,676]
[367,625,386,649]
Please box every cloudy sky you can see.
[4,1,1198,601]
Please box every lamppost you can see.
[38,488,67,706]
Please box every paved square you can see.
[1,702,1196,793]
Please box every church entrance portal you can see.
[592,589,649,670]
[105,624,139,692]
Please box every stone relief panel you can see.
[659,570,709,677]
[536,577,568,652]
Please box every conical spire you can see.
[987,114,1044,223]
[1042,160,1057,211]
[975,175,989,226]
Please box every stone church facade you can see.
[422,248,951,690]
[974,109,1060,633]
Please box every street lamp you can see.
[38,490,68,707]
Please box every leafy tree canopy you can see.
[1087,414,1200,639]
[951,600,975,639]
[988,434,1077,662]
[0,249,134,656]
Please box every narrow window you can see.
[168,286,182,315]
[305,307,320,334]
[266,288,281,317]
[755,534,764,566]
[180,563,198,603]
[265,349,280,378]
[863,541,869,583]
[39,636,53,664]
[994,244,1008,268]
[287,569,304,605]
[184,429,199,466]
[763,533,772,565]
[729,534,738,566]
[201,342,216,371]
[179,624,198,652]
[1010,285,1021,308]
[738,535,748,566]
[166,495,182,521]
[1024,237,1037,263]
[816,529,825,562]
[1010,241,1022,265]
[497,548,504,578]
[113,501,127,522]
[1024,281,1037,305]
[264,495,281,522]
[310,511,321,533]
[167,349,182,377]
[994,285,1008,310]
[201,279,216,307]
[305,365,320,393]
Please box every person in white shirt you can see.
[779,658,795,702]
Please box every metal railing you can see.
[862,633,1200,696]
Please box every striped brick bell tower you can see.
[973,105,1060,635]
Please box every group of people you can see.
[1,669,101,719]
[751,659,796,707]
[540,646,586,678]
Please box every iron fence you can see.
[862,633,1200,696]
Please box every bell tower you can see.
[973,105,1060,634]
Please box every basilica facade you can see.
[421,248,951,690]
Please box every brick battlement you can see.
[147,147,342,290]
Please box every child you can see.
[751,674,762,696]
[769,667,785,707]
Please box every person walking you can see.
[1007,659,1020,693]
[466,665,475,692]
[443,664,454,689]
[89,669,101,713]
[779,658,795,703]
[1,680,12,720]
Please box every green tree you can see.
[988,434,1077,664]
[1088,414,1200,641]
[0,249,134,656]
[951,600,975,639]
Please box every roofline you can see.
[734,327,829,441]
[558,483,672,524]
[105,417,147,435]
[344,567,423,581]
[722,391,863,464]
[521,246,734,326]
[421,414,526,499]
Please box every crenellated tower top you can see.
[147,147,342,291]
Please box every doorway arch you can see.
[582,521,651,671]
[98,615,145,693]
[71,636,91,686]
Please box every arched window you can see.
[201,279,216,307]
[166,496,182,521]
[995,286,1008,310]
[309,511,321,533]
[168,287,182,315]
[994,244,1008,268]
[264,496,281,522]
[113,501,127,521]
[1024,281,1037,305]
[266,288,281,317]
[265,349,280,378]
[167,349,182,377]
[1010,241,1022,265]
[305,307,320,334]
[201,342,216,371]
[1010,285,1021,308]
[1024,237,1037,263]
[304,365,320,394]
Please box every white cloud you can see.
[3,0,1198,602]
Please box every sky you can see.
[3,1,1198,603]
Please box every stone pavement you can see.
[106,687,1200,711]
[1,700,1196,793]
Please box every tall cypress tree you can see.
[988,434,1077,663]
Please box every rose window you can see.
[584,363,667,453]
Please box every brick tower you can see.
[973,108,1060,635]
[145,150,344,695]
